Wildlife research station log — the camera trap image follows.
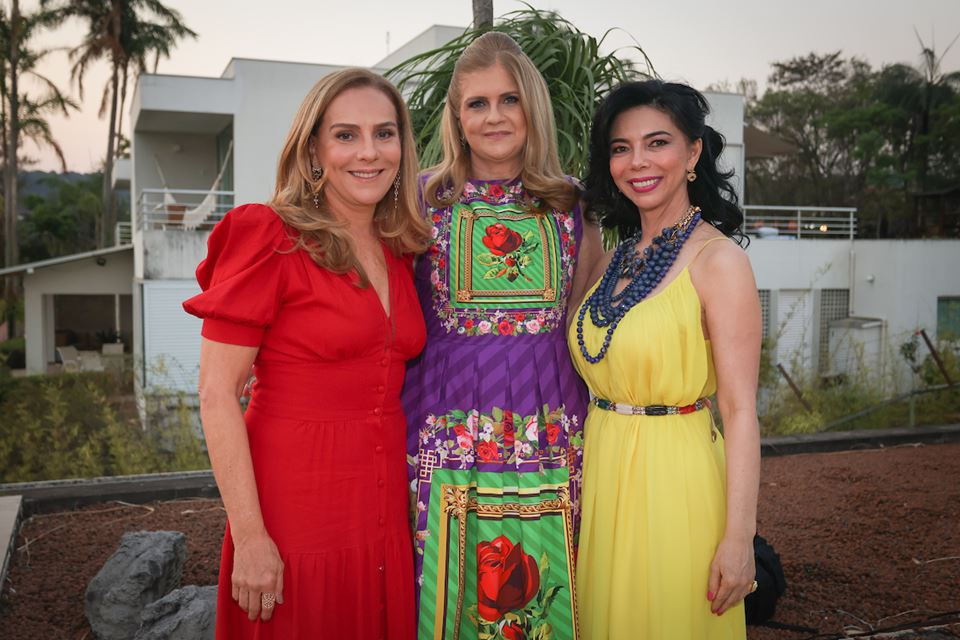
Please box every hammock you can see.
[153,140,233,230]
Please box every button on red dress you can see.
[183,204,422,639]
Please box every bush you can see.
[0,371,209,483]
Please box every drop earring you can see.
[686,169,697,183]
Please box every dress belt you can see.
[592,397,707,416]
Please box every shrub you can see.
[0,371,208,483]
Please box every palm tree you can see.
[46,0,196,247]
[387,6,653,178]
[472,0,493,29]
[0,0,76,334]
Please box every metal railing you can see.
[136,188,235,231]
[743,205,858,240]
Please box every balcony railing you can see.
[115,221,132,245]
[743,205,858,240]
[137,188,235,231]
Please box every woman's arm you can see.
[692,242,762,616]
[567,216,605,324]
[198,337,284,621]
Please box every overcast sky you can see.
[21,0,960,173]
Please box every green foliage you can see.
[0,372,209,483]
[744,43,960,237]
[20,173,101,261]
[386,5,653,177]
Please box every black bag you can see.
[744,533,786,625]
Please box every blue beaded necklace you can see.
[577,206,702,364]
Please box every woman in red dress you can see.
[183,68,431,639]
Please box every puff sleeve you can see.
[182,204,293,347]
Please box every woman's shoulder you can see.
[213,203,295,250]
[687,223,753,286]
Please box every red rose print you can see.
[454,424,466,436]
[546,423,560,445]
[498,320,513,335]
[503,422,515,449]
[502,622,526,640]
[482,223,523,256]
[488,184,505,198]
[514,313,525,322]
[561,231,570,242]
[464,319,474,329]
[477,440,500,462]
[476,535,540,622]
[431,213,442,222]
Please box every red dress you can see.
[183,204,422,639]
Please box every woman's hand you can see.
[231,531,285,622]
[707,534,755,615]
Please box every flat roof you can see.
[0,245,133,277]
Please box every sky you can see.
[20,0,960,173]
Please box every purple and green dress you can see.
[402,177,589,639]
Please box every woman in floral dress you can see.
[401,32,602,639]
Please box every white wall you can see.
[704,91,745,203]
[229,60,346,204]
[142,280,202,393]
[142,229,211,280]
[22,251,134,373]
[851,241,960,340]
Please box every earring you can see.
[686,169,697,183]
[393,171,401,210]
[313,191,321,209]
[312,166,323,181]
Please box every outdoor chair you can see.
[56,346,80,373]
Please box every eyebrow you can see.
[609,130,673,144]
[462,91,518,102]
[328,121,398,130]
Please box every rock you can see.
[85,531,187,640]
[134,585,217,640]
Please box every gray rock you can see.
[134,585,217,640]
[85,531,187,640]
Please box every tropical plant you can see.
[44,0,196,247]
[0,0,77,334]
[386,5,654,178]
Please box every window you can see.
[939,297,960,341]
[758,290,770,341]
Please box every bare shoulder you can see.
[687,225,754,290]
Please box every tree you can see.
[0,0,76,334]
[20,174,101,262]
[387,6,653,178]
[472,0,493,29]
[47,0,196,247]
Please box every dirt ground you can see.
[1,443,959,639]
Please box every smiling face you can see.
[457,63,528,180]
[310,85,401,219]
[608,105,702,218]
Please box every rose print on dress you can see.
[478,222,539,283]
[472,535,568,639]
[477,536,540,621]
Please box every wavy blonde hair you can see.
[424,32,578,212]
[269,68,431,284]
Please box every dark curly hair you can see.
[583,80,747,246]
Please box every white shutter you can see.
[777,289,813,371]
[143,280,202,392]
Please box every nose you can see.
[486,103,505,125]
[629,147,648,169]
[357,133,379,161]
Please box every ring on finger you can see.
[261,592,276,610]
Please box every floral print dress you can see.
[402,177,589,639]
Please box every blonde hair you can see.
[269,68,431,284]
[424,32,578,212]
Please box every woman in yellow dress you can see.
[569,80,762,638]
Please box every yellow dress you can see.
[568,253,746,639]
